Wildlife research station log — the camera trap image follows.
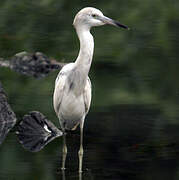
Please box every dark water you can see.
[1,0,179,179]
[0,103,179,180]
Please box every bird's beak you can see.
[99,16,129,30]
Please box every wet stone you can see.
[11,52,63,78]
[16,111,63,152]
[0,52,65,78]
[0,82,16,145]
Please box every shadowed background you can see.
[0,0,179,180]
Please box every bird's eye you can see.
[92,14,97,18]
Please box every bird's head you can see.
[73,7,129,30]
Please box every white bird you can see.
[53,7,129,173]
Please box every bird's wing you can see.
[83,77,92,114]
[53,63,75,116]
[53,69,67,116]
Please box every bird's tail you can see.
[16,111,63,152]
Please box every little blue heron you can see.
[53,7,129,173]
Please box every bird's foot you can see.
[61,167,66,171]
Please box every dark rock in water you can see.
[16,111,63,152]
[0,82,17,144]
[0,52,65,78]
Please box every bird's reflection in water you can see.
[62,170,66,180]
[59,169,93,180]
[61,170,82,180]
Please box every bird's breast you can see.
[59,91,85,121]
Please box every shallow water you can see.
[0,104,179,180]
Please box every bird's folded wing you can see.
[53,70,67,115]
[83,77,92,114]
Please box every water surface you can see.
[0,104,179,180]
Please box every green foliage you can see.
[0,0,179,118]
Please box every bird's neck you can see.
[75,27,94,74]
[68,27,93,95]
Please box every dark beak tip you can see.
[120,25,130,31]
[114,21,129,30]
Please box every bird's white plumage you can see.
[52,7,127,172]
[53,7,108,131]
[53,62,91,130]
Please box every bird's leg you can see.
[78,121,84,173]
[62,134,67,170]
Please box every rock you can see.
[0,82,17,144]
[0,52,65,78]
[16,111,63,152]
